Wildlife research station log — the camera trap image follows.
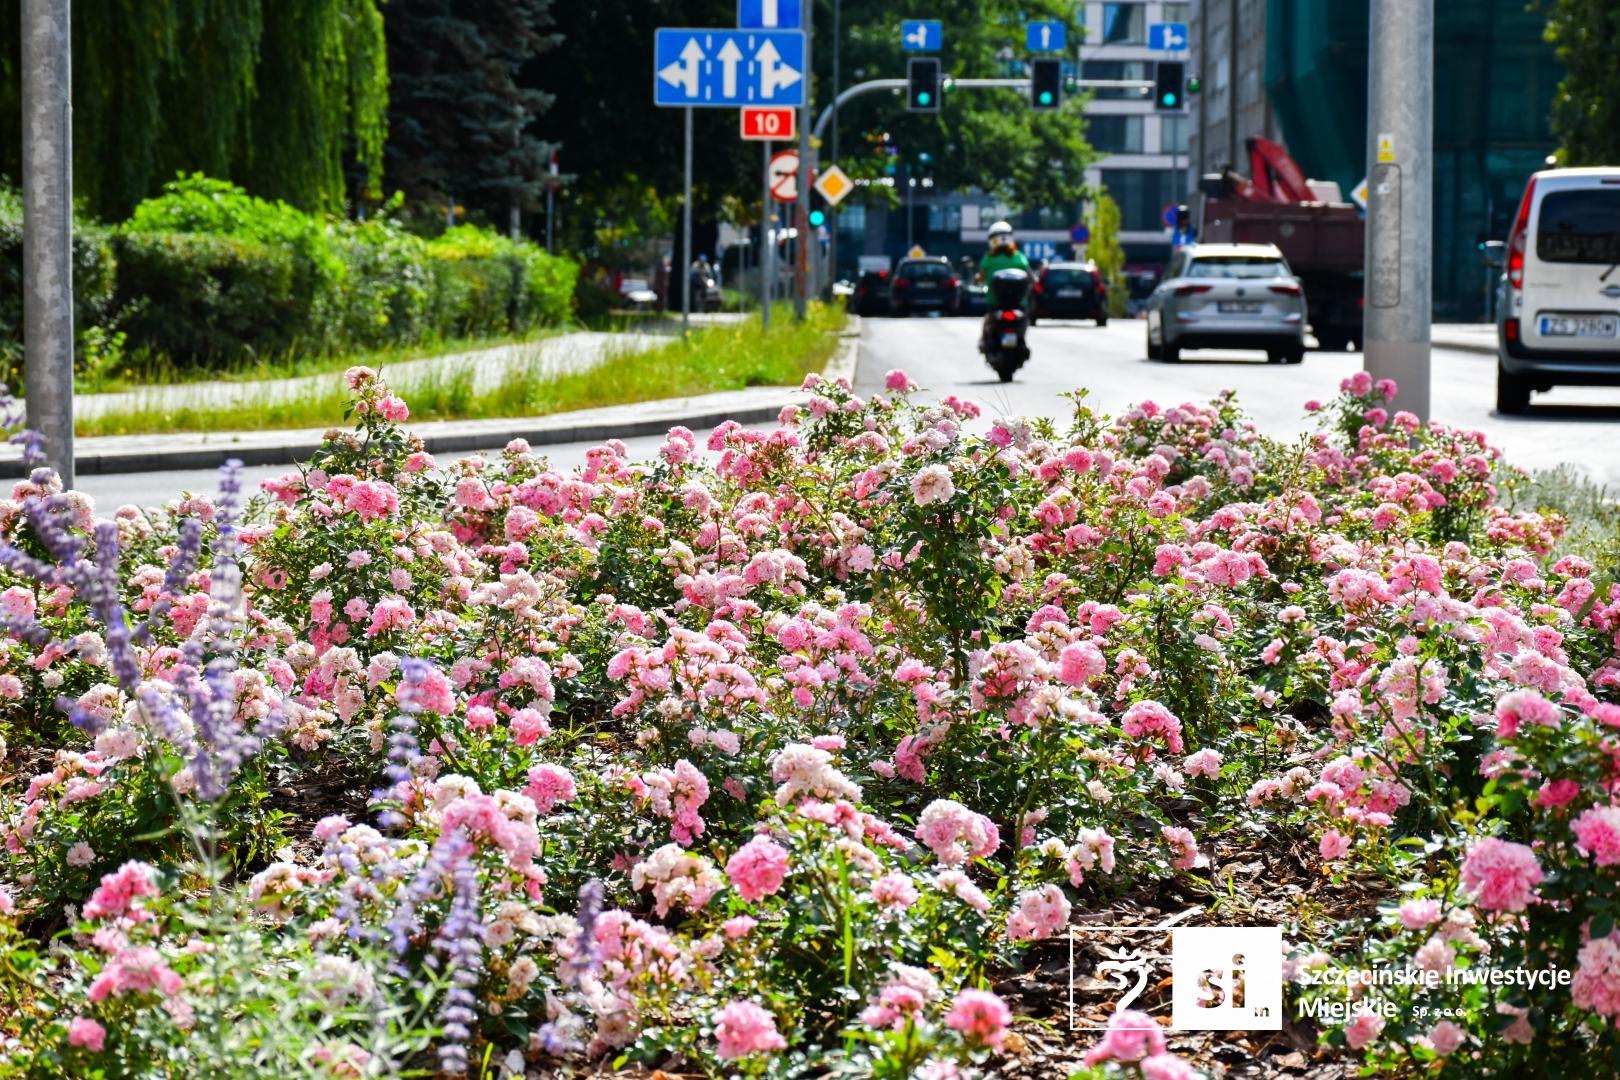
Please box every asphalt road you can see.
[857,315,1620,487]
[70,315,1620,509]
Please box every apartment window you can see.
[1161,3,1190,23]
[1102,4,1146,44]
[1088,115,1145,154]
[1160,116,1189,154]
[1081,60,1152,101]
[1099,168,1185,231]
[927,203,962,236]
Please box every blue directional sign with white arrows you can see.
[654,29,807,107]
[738,0,802,30]
[1148,22,1189,51]
[901,20,942,52]
[1026,21,1066,52]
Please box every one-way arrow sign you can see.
[654,28,807,107]
[1148,22,1189,51]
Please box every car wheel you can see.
[1096,315,1108,327]
[1497,363,1533,414]
[1145,325,1160,360]
[1266,348,1286,364]
[1163,341,1181,363]
[1286,346,1305,364]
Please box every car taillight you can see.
[895,278,912,289]
[1269,283,1302,296]
[999,309,1021,322]
[878,270,889,279]
[1506,175,1537,291]
[947,276,959,289]
[1174,284,1213,296]
[1505,317,1520,342]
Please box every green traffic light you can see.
[1039,91,1053,105]
[1161,93,1178,107]
[917,91,931,106]
[809,210,826,227]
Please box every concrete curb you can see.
[0,321,860,479]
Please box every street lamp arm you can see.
[813,79,907,142]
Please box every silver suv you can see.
[1145,243,1307,364]
[1496,167,1620,414]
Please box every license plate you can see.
[1001,332,1019,347]
[1539,315,1618,338]
[1218,301,1262,314]
[1057,289,1084,298]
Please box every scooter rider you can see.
[978,221,1031,348]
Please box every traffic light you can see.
[1030,58,1063,111]
[1155,61,1185,110]
[907,57,941,113]
[808,209,826,228]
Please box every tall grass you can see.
[76,304,845,438]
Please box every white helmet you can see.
[987,220,1014,244]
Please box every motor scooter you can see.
[979,268,1031,383]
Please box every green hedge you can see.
[0,176,579,379]
[0,188,119,392]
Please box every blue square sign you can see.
[901,20,942,52]
[1148,22,1189,51]
[739,0,802,30]
[654,28,807,108]
[1026,21,1066,52]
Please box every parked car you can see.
[618,278,659,311]
[852,269,892,316]
[1496,167,1620,414]
[1144,243,1306,364]
[889,257,960,316]
[1035,261,1108,325]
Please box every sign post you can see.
[1363,0,1433,422]
[20,0,74,487]
[681,107,693,336]
[795,1,813,321]
[761,143,773,329]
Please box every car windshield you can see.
[1536,189,1620,264]
[1186,256,1290,279]
[1043,269,1093,287]
[901,262,952,280]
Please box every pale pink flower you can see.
[726,836,790,902]
[1459,838,1543,913]
[67,1017,106,1052]
[1083,1008,1166,1064]
[1344,1008,1385,1050]
[1572,805,1620,866]
[945,989,1011,1048]
[712,1000,787,1059]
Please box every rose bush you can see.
[0,364,1616,1077]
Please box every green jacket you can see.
[979,248,1032,278]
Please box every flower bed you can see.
[0,367,1617,1078]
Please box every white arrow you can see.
[1169,31,1186,48]
[717,39,743,98]
[1041,25,1051,48]
[756,40,802,99]
[659,38,705,98]
[761,0,779,27]
[905,26,927,48]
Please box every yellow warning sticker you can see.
[1376,133,1397,164]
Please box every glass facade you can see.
[1081,60,1152,101]
[1088,115,1145,154]
[1100,169,1186,231]
[1101,4,1146,44]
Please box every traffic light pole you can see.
[1363,0,1433,422]
[794,0,813,323]
[21,0,75,487]
[810,78,1153,141]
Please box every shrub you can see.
[0,186,119,390]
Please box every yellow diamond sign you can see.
[814,165,855,206]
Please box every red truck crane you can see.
[1198,137,1365,352]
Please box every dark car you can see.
[889,257,960,316]
[852,270,891,316]
[1035,261,1108,325]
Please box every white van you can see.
[1497,167,1620,413]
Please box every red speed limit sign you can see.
[741,106,797,141]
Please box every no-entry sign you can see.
[742,106,797,141]
[769,149,800,202]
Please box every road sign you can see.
[1070,223,1090,244]
[815,165,854,206]
[1026,240,1058,261]
[770,149,800,202]
[1026,21,1066,52]
[654,29,806,107]
[741,106,796,140]
[738,0,802,30]
[1162,203,1180,228]
[1148,22,1189,50]
[901,20,942,52]
[1351,177,1369,209]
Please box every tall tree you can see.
[382,0,558,231]
[0,0,387,219]
[1087,193,1127,318]
[1543,0,1620,165]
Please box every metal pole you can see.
[794,0,813,321]
[1363,0,1432,422]
[906,164,914,252]
[21,0,74,488]
[828,0,841,290]
[762,142,773,330]
[546,151,557,254]
[682,106,693,336]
